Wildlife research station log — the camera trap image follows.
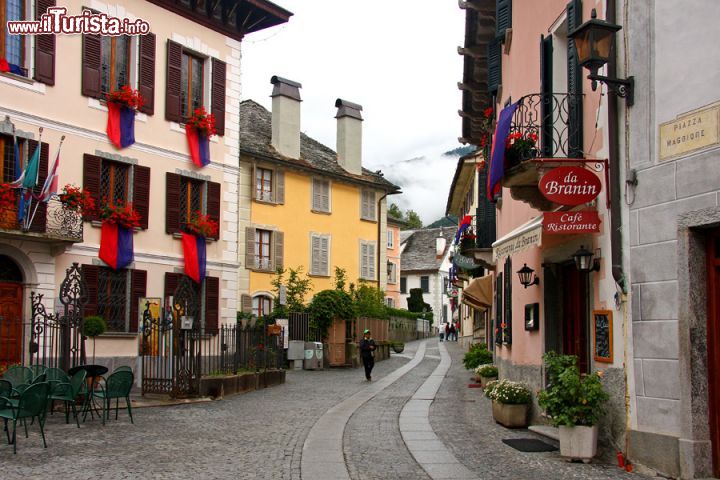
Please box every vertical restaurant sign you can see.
[543,211,601,234]
[538,166,602,205]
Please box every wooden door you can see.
[561,264,588,373]
[327,318,346,366]
[707,228,720,477]
[0,283,23,368]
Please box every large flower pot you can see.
[491,400,529,428]
[480,375,497,388]
[559,425,598,462]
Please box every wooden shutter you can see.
[138,33,156,115]
[495,273,503,345]
[322,182,330,212]
[245,227,256,269]
[567,0,584,158]
[165,173,181,234]
[312,179,321,211]
[368,243,375,279]
[164,272,182,299]
[129,269,147,333]
[503,257,512,345]
[133,165,151,230]
[360,243,368,279]
[82,265,100,317]
[28,141,48,233]
[211,58,226,136]
[274,170,285,204]
[204,276,219,331]
[250,164,256,201]
[165,40,183,122]
[241,294,252,313]
[34,0,56,85]
[540,34,554,157]
[496,0,512,40]
[320,236,329,276]
[273,231,284,271]
[81,34,102,98]
[311,235,321,275]
[487,38,502,94]
[82,154,102,221]
[206,180,221,240]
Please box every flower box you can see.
[491,400,529,428]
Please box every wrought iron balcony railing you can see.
[507,92,584,168]
[0,197,83,243]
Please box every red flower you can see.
[184,210,219,238]
[0,183,16,210]
[188,107,217,138]
[483,107,493,118]
[106,85,145,110]
[59,184,96,216]
[100,200,141,229]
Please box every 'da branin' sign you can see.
[539,166,601,206]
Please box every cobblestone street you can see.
[4,339,652,480]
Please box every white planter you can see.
[559,425,598,462]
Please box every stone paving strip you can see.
[301,340,427,480]
[400,341,477,480]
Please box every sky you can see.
[240,1,467,224]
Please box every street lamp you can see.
[572,245,601,273]
[568,8,634,105]
[516,264,540,288]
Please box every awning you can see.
[492,216,543,261]
[461,275,493,311]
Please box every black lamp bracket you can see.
[588,74,634,106]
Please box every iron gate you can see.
[141,275,201,398]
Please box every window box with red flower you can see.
[185,107,216,168]
[105,86,145,150]
[505,131,539,167]
[59,184,96,217]
[184,211,219,239]
[459,229,477,253]
[0,183,16,211]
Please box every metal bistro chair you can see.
[0,382,51,454]
[92,370,134,425]
[49,370,87,428]
[29,364,47,380]
[12,373,47,398]
[2,366,32,390]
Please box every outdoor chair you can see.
[0,382,50,454]
[49,369,87,428]
[112,366,133,373]
[2,366,32,389]
[29,365,47,380]
[45,368,70,415]
[91,370,134,425]
[13,373,47,398]
[0,380,11,398]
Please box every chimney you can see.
[270,76,302,158]
[335,98,363,175]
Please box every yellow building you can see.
[238,77,400,316]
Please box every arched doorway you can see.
[0,254,23,368]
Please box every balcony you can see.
[0,197,83,246]
[502,93,585,210]
[456,211,495,271]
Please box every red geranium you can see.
[184,210,219,238]
[106,85,145,110]
[100,201,141,229]
[188,107,217,138]
[59,184,95,216]
[483,107,493,118]
[0,183,16,210]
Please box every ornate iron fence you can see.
[0,197,83,242]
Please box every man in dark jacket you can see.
[359,329,376,381]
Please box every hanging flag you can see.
[37,150,60,202]
[181,232,206,284]
[99,221,134,270]
[185,124,210,168]
[10,140,39,189]
[454,215,473,244]
[487,101,519,200]
[106,103,136,149]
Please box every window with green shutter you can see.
[487,38,502,94]
[566,0,584,158]
[496,0,512,40]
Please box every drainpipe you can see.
[377,190,402,289]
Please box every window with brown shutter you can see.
[164,272,183,300]
[245,227,256,269]
[165,172,181,234]
[211,58,226,136]
[273,231,284,271]
[165,40,183,122]
[81,34,102,98]
[204,276,219,331]
[137,33,155,115]
[181,50,204,119]
[206,181,220,240]
[100,35,131,96]
[34,0,56,85]
[274,170,285,204]
[133,165,150,230]
[27,140,48,233]
[240,294,253,314]
[82,154,102,221]
[130,269,147,333]
[82,265,100,317]
[167,173,220,239]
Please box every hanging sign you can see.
[452,252,479,270]
[539,166,602,205]
[543,211,601,234]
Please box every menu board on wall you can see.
[592,310,613,363]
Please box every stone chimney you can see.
[335,98,363,175]
[270,76,302,158]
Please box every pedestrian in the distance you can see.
[439,322,445,342]
[359,329,376,381]
[448,323,457,341]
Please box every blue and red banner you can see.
[0,58,25,75]
[454,215,473,245]
[487,101,519,200]
[106,102,136,149]
[185,124,210,168]
[182,232,206,284]
[99,221,134,270]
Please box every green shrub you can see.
[537,351,609,427]
[475,364,498,377]
[484,379,532,404]
[83,316,107,337]
[462,343,493,370]
[307,289,356,338]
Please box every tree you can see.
[388,203,403,220]
[407,288,431,313]
[404,210,423,229]
[271,266,313,318]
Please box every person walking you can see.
[359,329,377,381]
[439,322,446,342]
[448,322,457,341]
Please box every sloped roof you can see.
[239,100,400,191]
[401,228,456,273]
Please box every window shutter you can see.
[133,165,151,230]
[82,154,102,222]
[81,34,102,98]
[273,231,284,271]
[129,269,147,333]
[82,265,99,317]
[495,273,503,345]
[321,181,330,212]
[165,172,181,234]
[368,243,375,280]
[320,236,329,276]
[28,141,48,233]
[206,180,221,240]
[204,276,219,331]
[567,0,584,158]
[540,34,554,157]
[251,164,257,201]
[164,272,182,299]
[138,33,156,115]
[211,58,226,136]
[275,170,285,204]
[487,38,502,94]
[241,294,252,313]
[165,40,183,122]
[503,257,512,345]
[360,243,367,278]
[34,0,56,85]
[496,0,512,40]
[311,235,321,275]
[312,179,321,211]
[245,227,256,269]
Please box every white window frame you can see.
[255,167,274,203]
[387,229,394,249]
[311,177,331,213]
[387,262,397,284]
[252,293,273,318]
[310,233,331,277]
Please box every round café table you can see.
[69,364,109,421]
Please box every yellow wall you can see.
[248,165,381,297]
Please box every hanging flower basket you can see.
[106,86,144,149]
[98,201,140,270]
[505,131,538,167]
[185,107,216,168]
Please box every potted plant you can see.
[83,315,107,363]
[537,352,609,462]
[391,341,405,354]
[505,131,538,167]
[475,364,498,387]
[185,107,217,168]
[484,379,532,428]
[462,343,493,370]
[459,230,476,252]
[59,184,95,217]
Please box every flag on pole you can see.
[487,101,519,200]
[15,142,41,222]
[454,215,473,244]
[37,150,60,202]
